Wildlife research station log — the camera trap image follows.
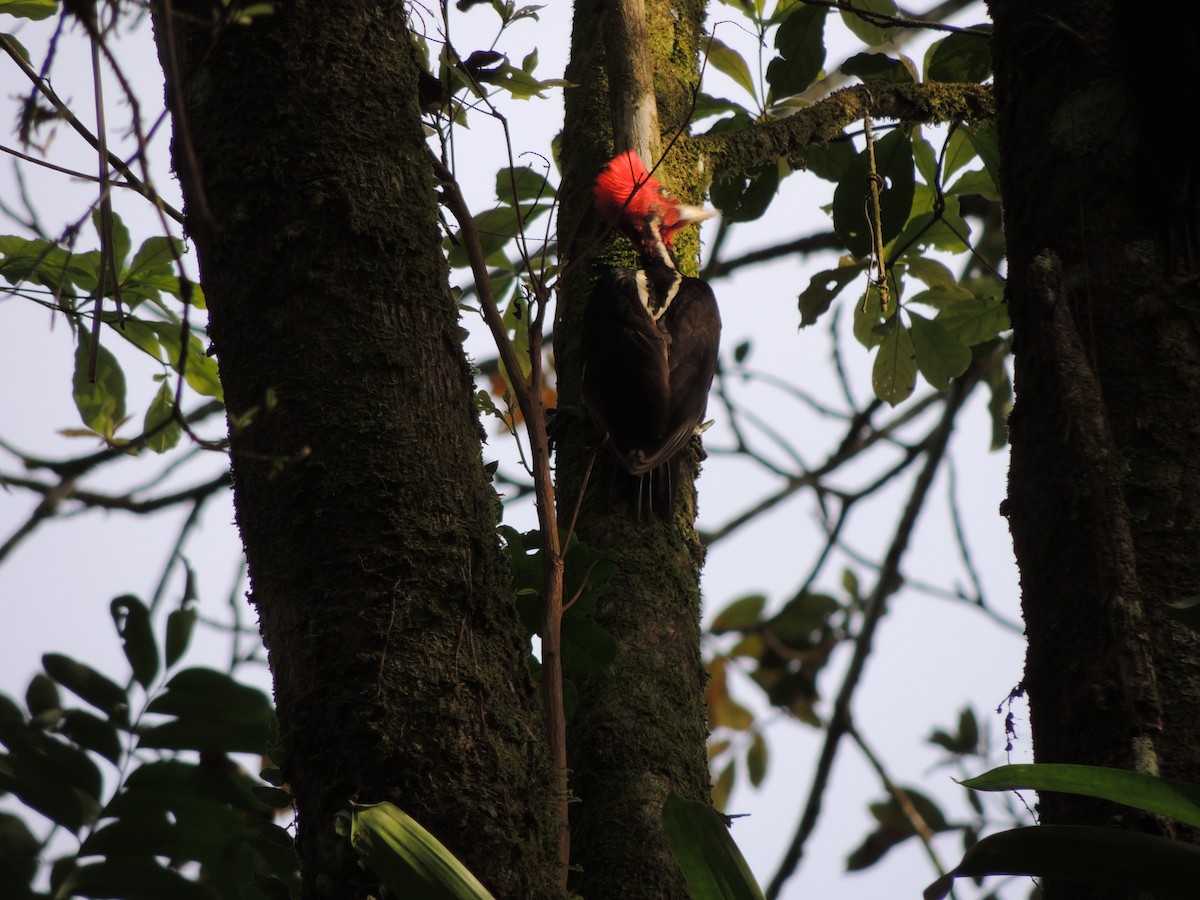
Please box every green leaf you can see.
[935,296,1010,345]
[852,280,887,349]
[710,164,779,223]
[766,4,827,100]
[832,129,914,258]
[872,323,917,405]
[926,825,1200,900]
[58,709,122,765]
[0,810,38,892]
[1164,594,1200,635]
[909,310,971,390]
[961,122,1001,191]
[57,859,215,900]
[850,789,950,871]
[946,167,1000,201]
[841,52,914,84]
[42,653,128,720]
[111,595,160,689]
[798,265,863,328]
[165,606,198,669]
[72,339,127,440]
[662,794,766,900]
[746,732,768,787]
[705,35,757,100]
[764,593,839,650]
[24,674,60,719]
[143,381,183,453]
[925,28,992,84]
[446,203,550,269]
[710,595,766,634]
[140,668,273,754]
[351,801,497,900]
[0,0,58,22]
[495,166,555,205]
[839,0,899,47]
[92,209,131,281]
[962,764,1200,829]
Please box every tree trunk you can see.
[991,1,1200,896]
[557,2,715,896]
[152,3,558,897]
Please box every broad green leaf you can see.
[92,209,131,283]
[801,138,856,183]
[709,595,766,634]
[705,35,757,100]
[0,0,57,21]
[850,788,951,870]
[58,709,122,764]
[140,668,273,754]
[832,129,915,258]
[746,732,768,787]
[179,333,224,400]
[351,801,496,900]
[935,296,1010,345]
[0,752,102,834]
[107,315,165,362]
[42,653,128,720]
[766,4,827,100]
[710,164,779,223]
[111,595,160,688]
[561,617,618,678]
[925,28,992,84]
[872,323,916,405]
[963,764,1200,828]
[764,593,839,650]
[926,825,1200,900]
[841,52,914,84]
[947,167,999,201]
[24,674,60,719]
[962,122,1001,190]
[0,810,37,893]
[446,203,550,269]
[662,794,765,900]
[909,310,971,390]
[852,280,887,349]
[903,257,958,291]
[840,0,899,47]
[796,264,864,328]
[941,126,980,180]
[143,381,183,453]
[72,340,127,440]
[1164,594,1200,635]
[495,166,555,205]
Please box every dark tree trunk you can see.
[556,2,715,896]
[152,2,558,897]
[991,0,1200,895]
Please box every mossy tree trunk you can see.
[991,1,1200,896]
[153,2,558,897]
[557,1,716,896]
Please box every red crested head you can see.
[593,151,715,249]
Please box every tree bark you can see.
[991,1,1200,896]
[557,2,715,896]
[152,2,558,897]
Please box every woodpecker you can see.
[582,150,720,519]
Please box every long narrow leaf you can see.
[350,801,495,900]
[926,825,1200,900]
[963,763,1200,828]
[662,793,765,900]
